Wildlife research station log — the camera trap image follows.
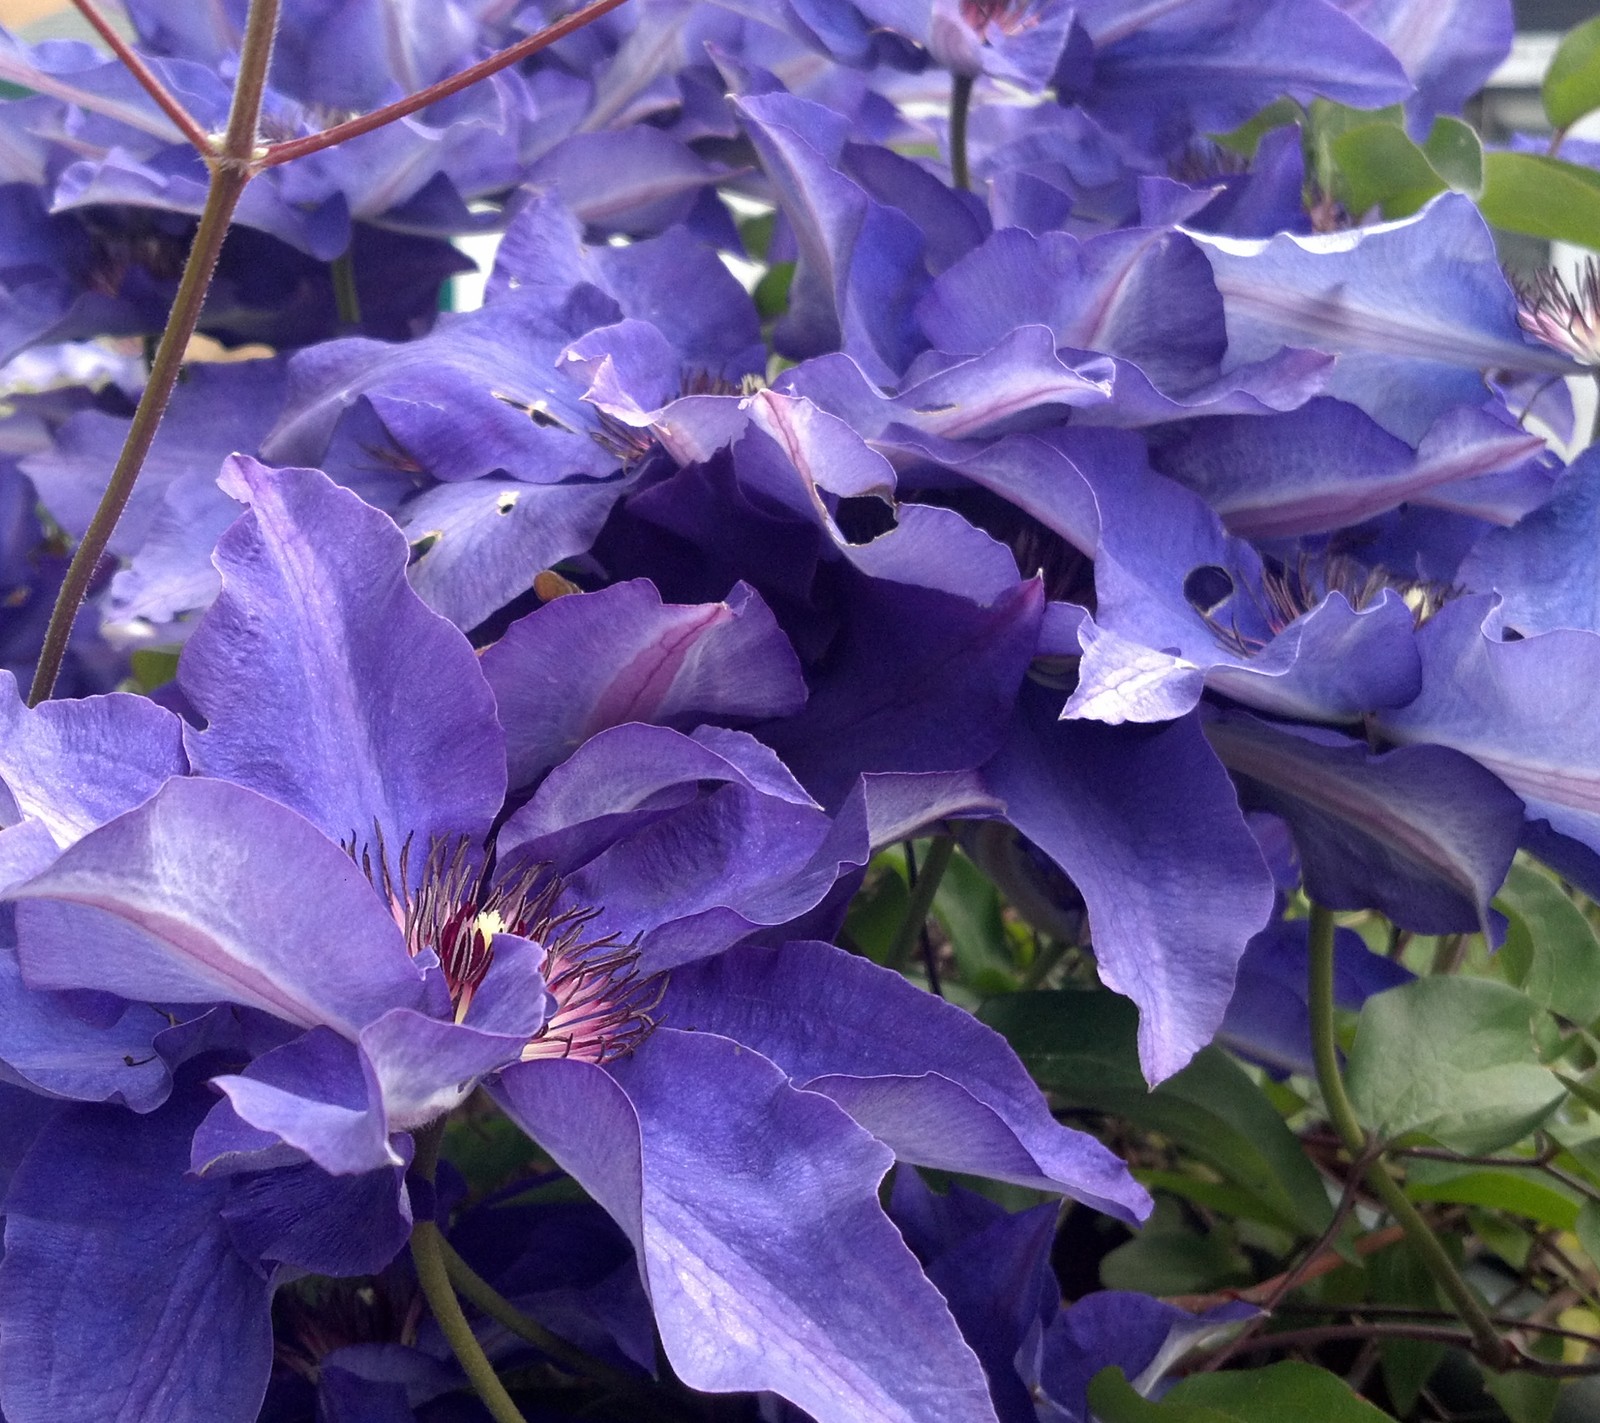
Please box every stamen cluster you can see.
[353,831,660,1062]
[1514,260,1600,365]
[1196,552,1453,657]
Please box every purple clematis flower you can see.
[791,0,1082,92]
[0,2,526,260]
[3,457,1147,1423]
[1060,0,1413,158]
[1372,593,1600,896]
[1187,194,1579,443]
[1330,0,1512,137]
[914,223,1333,429]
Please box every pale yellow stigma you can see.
[452,909,510,1022]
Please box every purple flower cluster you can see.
[3,0,1589,1417]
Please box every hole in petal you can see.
[835,494,898,545]
[1183,564,1235,614]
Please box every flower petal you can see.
[482,578,806,789]
[984,690,1275,1082]
[180,457,506,855]
[0,672,184,847]
[1206,710,1523,934]
[497,1031,1001,1423]
[662,941,1149,1222]
[0,1083,273,1423]
[8,777,425,1037]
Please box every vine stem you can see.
[256,0,632,167]
[25,0,282,706]
[949,71,974,191]
[26,0,632,705]
[437,1235,694,1419]
[409,1122,530,1423]
[1307,901,1515,1372]
[68,0,215,151]
[413,1225,530,1423]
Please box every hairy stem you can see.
[221,0,282,165]
[28,0,281,705]
[949,71,974,191]
[68,0,214,151]
[1308,901,1514,1371]
[258,0,632,168]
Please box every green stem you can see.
[886,835,955,972]
[949,72,974,191]
[1307,902,1514,1371]
[409,1121,530,1423]
[437,1236,687,1417]
[413,1224,530,1423]
[27,0,280,706]
[330,249,362,326]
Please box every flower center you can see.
[78,209,190,297]
[1190,552,1453,656]
[1514,260,1600,365]
[960,0,1038,36]
[353,832,660,1062]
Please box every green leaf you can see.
[1486,1367,1561,1423]
[1210,98,1303,159]
[1422,117,1483,197]
[1307,98,1405,195]
[440,1110,544,1195]
[1345,978,1565,1154]
[1089,1361,1395,1422]
[1575,1198,1600,1269]
[1404,1162,1582,1231]
[1566,1060,1600,1104]
[1545,15,1600,131]
[739,211,775,261]
[753,260,794,320]
[1088,1368,1235,1423]
[841,852,910,965]
[981,991,1333,1235]
[1369,1241,1445,1413]
[1098,1200,1250,1295]
[1327,114,1482,219]
[1478,151,1600,251]
[932,850,1019,994]
[129,648,180,694]
[1495,858,1600,1025]
[1330,122,1444,218]
[1167,1361,1396,1422]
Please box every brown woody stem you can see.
[257,0,632,168]
[67,0,214,151]
[27,0,281,705]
